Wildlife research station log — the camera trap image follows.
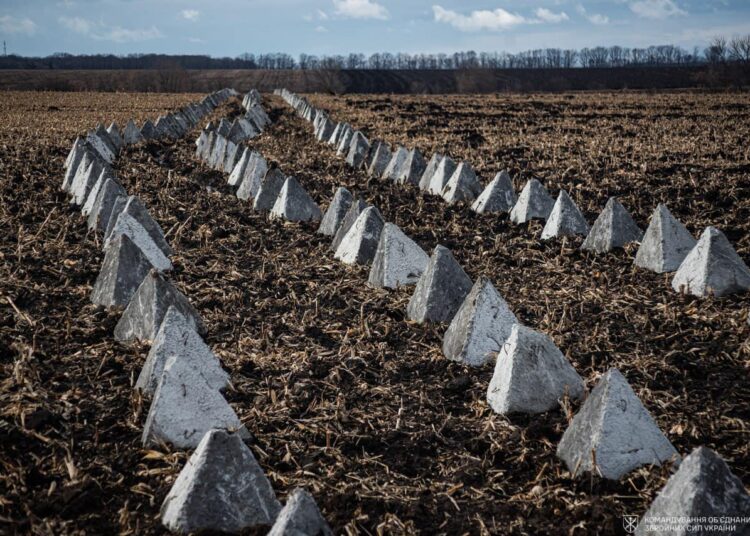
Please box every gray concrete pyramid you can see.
[317,187,353,236]
[69,154,103,206]
[395,148,427,187]
[114,269,205,342]
[635,204,696,273]
[62,138,86,192]
[419,153,443,191]
[268,488,332,536]
[581,197,644,253]
[106,122,123,151]
[509,179,555,224]
[671,226,750,297]
[222,140,242,174]
[208,136,227,170]
[228,147,251,186]
[472,171,517,214]
[487,324,584,414]
[368,222,429,289]
[143,360,247,449]
[136,306,229,395]
[123,119,145,145]
[87,179,126,233]
[364,139,384,171]
[64,136,83,171]
[160,429,280,533]
[105,209,171,272]
[367,141,392,178]
[105,195,172,255]
[90,234,153,308]
[334,206,385,265]
[331,198,368,252]
[216,118,231,137]
[235,153,268,200]
[428,156,458,196]
[336,126,355,156]
[406,245,473,324]
[253,168,287,212]
[327,122,345,146]
[345,131,370,169]
[195,131,213,161]
[441,162,483,204]
[270,177,322,222]
[87,127,116,164]
[81,167,114,216]
[541,190,590,240]
[442,277,518,367]
[635,447,750,536]
[316,118,335,142]
[104,195,127,239]
[557,368,677,480]
[382,145,409,181]
[141,119,157,140]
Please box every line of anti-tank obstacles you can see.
[60,89,333,535]
[197,91,750,534]
[275,89,750,306]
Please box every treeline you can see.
[1,35,749,71]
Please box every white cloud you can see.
[534,8,569,23]
[58,16,163,42]
[188,37,205,43]
[432,5,526,32]
[576,4,610,25]
[315,25,329,32]
[0,15,37,35]
[630,0,687,19]
[181,9,200,21]
[317,9,329,20]
[333,0,388,20]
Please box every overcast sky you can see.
[1,0,748,57]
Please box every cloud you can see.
[58,16,163,42]
[315,25,328,32]
[304,9,329,21]
[629,0,687,19]
[181,9,200,21]
[0,15,37,35]
[432,5,526,31]
[188,37,205,43]
[332,0,388,20]
[576,4,609,25]
[534,8,569,23]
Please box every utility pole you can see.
[3,41,6,57]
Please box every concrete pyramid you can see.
[105,195,172,255]
[196,131,213,161]
[91,234,153,308]
[671,226,750,297]
[635,447,750,536]
[62,138,86,192]
[487,324,584,414]
[235,153,268,200]
[336,126,355,156]
[106,122,123,151]
[222,140,242,174]
[581,197,643,253]
[268,488,332,536]
[635,204,696,273]
[418,153,443,192]
[143,361,246,448]
[114,269,205,342]
[141,119,157,140]
[331,198,368,252]
[105,210,171,271]
[316,118,335,142]
[334,206,385,265]
[317,187,353,236]
[123,119,145,145]
[368,223,429,289]
[160,429,280,533]
[104,195,127,239]
[395,148,427,187]
[428,156,458,196]
[541,190,590,240]
[253,168,287,212]
[557,368,677,480]
[327,122,345,146]
[441,162,483,204]
[364,139,383,171]
[69,153,103,206]
[64,136,83,170]
[509,179,555,224]
[81,167,114,216]
[216,118,231,137]
[87,128,116,164]
[367,141,392,178]
[270,177,323,222]
[87,179,126,232]
[442,277,518,367]
[208,136,227,170]
[382,145,409,181]
[472,171,517,214]
[345,131,370,169]
[136,306,229,395]
[228,147,251,186]
[407,245,473,324]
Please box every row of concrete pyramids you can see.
[278,88,750,517]
[280,89,750,301]
[63,89,332,534]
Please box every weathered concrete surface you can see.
[331,198,368,253]
[368,223,429,289]
[509,179,555,224]
[270,177,323,222]
[62,138,86,192]
[141,119,158,140]
[90,234,153,308]
[557,368,677,480]
[382,145,409,182]
[581,197,643,253]
[70,155,103,207]
[345,131,370,169]
[472,171,517,214]
[267,488,333,536]
[317,187,353,236]
[671,226,750,297]
[635,447,750,536]
[235,152,268,200]
[105,212,172,272]
[428,156,458,196]
[419,153,443,192]
[367,142,392,178]
[123,119,145,145]
[253,168,287,212]
[336,126,355,157]
[635,204,696,273]
[334,206,385,265]
[407,245,473,324]
[487,324,584,414]
[441,162,483,204]
[541,190,590,240]
[228,148,251,186]
[395,148,427,187]
[87,179,126,233]
[81,168,115,216]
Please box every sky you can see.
[0,0,749,58]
